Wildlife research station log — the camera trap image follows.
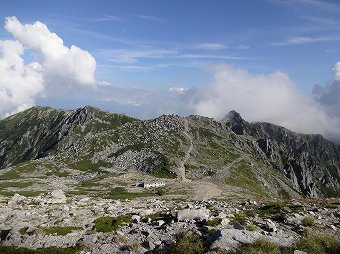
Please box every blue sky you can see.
[1,0,339,89]
[1,0,340,141]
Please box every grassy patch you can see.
[55,171,70,177]
[205,218,222,227]
[0,181,33,188]
[229,213,249,226]
[257,203,287,222]
[0,170,21,180]
[0,245,82,254]
[246,224,261,232]
[94,215,131,233]
[69,159,110,172]
[292,233,340,254]
[41,226,82,236]
[19,227,28,235]
[156,232,205,254]
[107,187,151,200]
[0,190,44,197]
[235,238,281,254]
[225,161,268,198]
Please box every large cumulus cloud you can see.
[188,64,340,142]
[0,40,43,117]
[0,16,100,118]
[4,16,97,86]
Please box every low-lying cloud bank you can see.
[0,16,100,118]
[186,64,340,143]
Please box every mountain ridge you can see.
[0,105,339,198]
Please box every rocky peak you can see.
[222,110,248,135]
[224,110,243,123]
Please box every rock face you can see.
[0,106,340,198]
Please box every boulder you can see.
[177,208,210,221]
[210,229,294,252]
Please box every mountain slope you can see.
[0,106,339,198]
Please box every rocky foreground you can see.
[0,190,339,254]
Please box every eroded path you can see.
[178,119,193,182]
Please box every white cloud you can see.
[333,62,340,80]
[169,87,188,94]
[5,16,98,87]
[271,36,340,46]
[106,49,177,64]
[134,15,165,23]
[0,40,43,118]
[178,54,246,60]
[94,15,123,22]
[0,16,102,118]
[194,43,225,50]
[188,64,340,141]
[312,63,340,126]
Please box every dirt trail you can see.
[178,119,193,182]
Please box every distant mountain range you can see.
[0,105,339,198]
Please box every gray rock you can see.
[139,209,154,216]
[330,225,337,230]
[294,251,308,254]
[132,215,141,223]
[210,229,294,251]
[154,220,165,227]
[177,208,210,221]
[265,219,277,232]
[220,218,230,227]
[233,222,245,230]
[7,194,25,206]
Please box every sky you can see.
[1,0,340,142]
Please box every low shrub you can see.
[293,233,340,254]
[300,216,315,227]
[155,232,205,254]
[0,245,81,254]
